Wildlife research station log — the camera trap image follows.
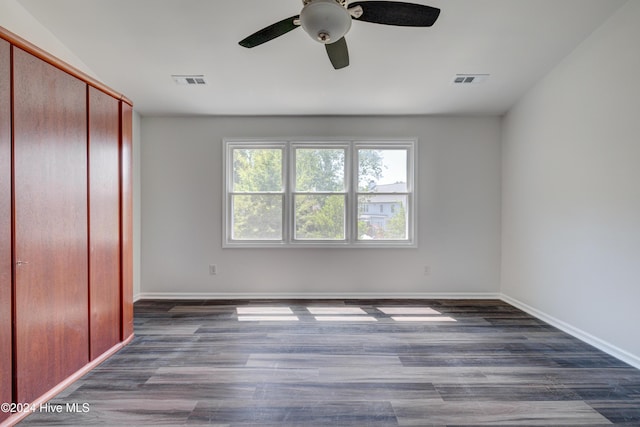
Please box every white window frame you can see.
[223,139,417,248]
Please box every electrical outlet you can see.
[424,265,431,276]
[209,264,217,275]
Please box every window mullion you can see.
[283,143,291,244]
[347,142,356,243]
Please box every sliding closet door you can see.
[89,87,121,359]
[120,102,134,340]
[13,48,89,402]
[0,39,12,423]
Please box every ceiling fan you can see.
[239,0,440,70]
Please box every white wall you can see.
[0,0,96,77]
[132,111,142,299]
[140,116,501,297]
[501,0,640,366]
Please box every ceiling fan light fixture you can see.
[300,0,352,44]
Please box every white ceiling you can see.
[18,0,626,116]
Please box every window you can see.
[357,147,411,241]
[224,140,415,247]
[293,145,347,240]
[229,146,284,240]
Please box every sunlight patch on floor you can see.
[314,315,378,322]
[391,316,456,322]
[378,307,442,315]
[236,307,293,315]
[237,315,299,321]
[307,307,367,314]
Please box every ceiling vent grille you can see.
[172,75,207,85]
[452,74,489,85]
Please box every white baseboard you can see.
[136,292,502,300]
[500,293,640,370]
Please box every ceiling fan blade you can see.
[239,15,300,48]
[349,1,440,27]
[325,37,349,69]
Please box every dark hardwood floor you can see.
[18,299,640,426]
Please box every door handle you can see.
[16,260,29,266]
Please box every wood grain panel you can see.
[0,39,12,423]
[89,87,121,360]
[120,102,134,340]
[13,48,89,403]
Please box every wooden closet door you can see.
[120,102,134,340]
[0,39,12,423]
[89,87,121,359]
[13,48,89,403]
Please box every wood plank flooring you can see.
[18,299,640,426]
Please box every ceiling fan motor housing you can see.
[300,0,352,44]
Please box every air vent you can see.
[172,75,207,85]
[452,74,489,85]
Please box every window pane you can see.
[295,148,345,192]
[232,195,282,240]
[358,149,407,192]
[358,195,408,240]
[295,195,345,240]
[232,148,282,192]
